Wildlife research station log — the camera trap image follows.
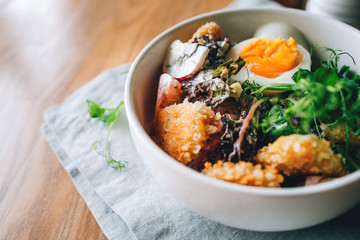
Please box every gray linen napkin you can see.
[42,64,360,240]
[42,1,360,239]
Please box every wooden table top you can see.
[0,0,301,239]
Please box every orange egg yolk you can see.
[240,37,299,78]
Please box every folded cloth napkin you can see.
[42,1,360,240]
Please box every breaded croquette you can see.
[190,22,223,43]
[201,160,284,188]
[254,134,343,176]
[153,100,222,165]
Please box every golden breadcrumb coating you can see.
[190,22,223,43]
[254,134,343,176]
[153,100,221,165]
[201,160,284,188]
[321,123,360,147]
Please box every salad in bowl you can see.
[151,21,359,188]
[125,8,360,231]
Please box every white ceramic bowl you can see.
[125,8,360,231]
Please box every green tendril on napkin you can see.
[86,99,128,170]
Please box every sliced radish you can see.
[155,73,183,116]
[230,98,258,161]
[304,176,331,186]
[163,40,209,81]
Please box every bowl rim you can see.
[125,7,360,197]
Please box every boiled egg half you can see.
[226,35,311,86]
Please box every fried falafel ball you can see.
[254,134,343,176]
[189,22,223,43]
[153,100,222,165]
[201,160,284,188]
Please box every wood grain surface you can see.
[0,0,301,239]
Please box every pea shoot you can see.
[86,100,128,170]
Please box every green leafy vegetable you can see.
[87,100,106,118]
[201,37,233,69]
[260,104,297,141]
[213,56,246,81]
[203,57,247,106]
[247,48,360,171]
[86,100,128,170]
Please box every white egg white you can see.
[226,37,311,86]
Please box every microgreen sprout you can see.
[86,100,128,170]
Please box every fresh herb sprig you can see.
[86,100,128,170]
[213,56,246,81]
